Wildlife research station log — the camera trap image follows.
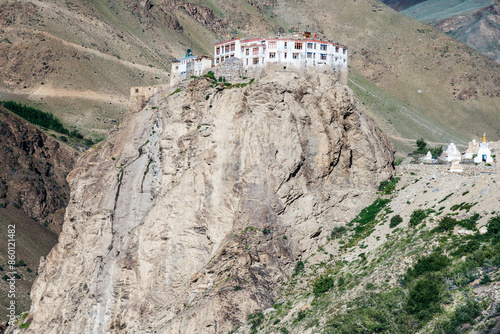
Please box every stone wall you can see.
[212,58,244,82]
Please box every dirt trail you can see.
[0,87,129,106]
[3,27,170,77]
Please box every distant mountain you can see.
[382,0,500,64]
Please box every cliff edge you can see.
[25,73,394,333]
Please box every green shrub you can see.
[202,71,216,82]
[168,88,182,96]
[457,213,480,230]
[406,275,444,321]
[378,176,400,194]
[409,209,427,226]
[247,312,264,333]
[451,239,480,257]
[486,216,500,243]
[435,216,457,232]
[440,299,481,334]
[233,285,242,291]
[330,226,347,239]
[293,261,305,276]
[390,215,403,228]
[324,289,413,333]
[279,328,289,334]
[313,275,334,296]
[405,252,451,282]
[296,310,306,322]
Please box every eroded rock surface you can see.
[0,107,77,232]
[26,73,394,333]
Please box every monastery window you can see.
[268,41,277,49]
[320,54,327,60]
[175,66,179,70]
[269,52,276,59]
[225,45,229,52]
[320,44,327,51]
[216,58,220,64]
[335,46,339,53]
[241,46,244,52]
[307,52,314,59]
[230,54,234,58]
[253,48,259,55]
[307,42,313,49]
[343,49,346,54]
[284,42,287,49]
[284,52,287,59]
[292,53,299,59]
[246,59,249,65]
[253,58,259,65]
[135,88,139,93]
[221,57,224,62]
[231,44,235,51]
[294,42,303,50]
[335,57,338,62]
[246,49,249,56]
[216,47,220,55]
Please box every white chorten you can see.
[445,143,461,162]
[474,133,493,163]
[423,151,433,163]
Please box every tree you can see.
[415,138,427,154]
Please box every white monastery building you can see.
[214,33,347,71]
[170,32,348,86]
[170,51,212,86]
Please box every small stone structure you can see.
[444,143,461,162]
[212,58,244,82]
[130,85,168,111]
[423,151,434,163]
[474,134,493,163]
[463,139,480,159]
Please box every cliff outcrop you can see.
[25,73,394,333]
[0,107,77,233]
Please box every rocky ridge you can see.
[0,106,77,232]
[24,72,394,333]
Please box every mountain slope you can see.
[384,0,500,65]
[233,159,500,334]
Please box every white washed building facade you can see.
[214,35,348,72]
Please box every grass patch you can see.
[346,198,391,246]
[378,176,400,194]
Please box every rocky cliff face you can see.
[0,107,77,233]
[25,72,394,333]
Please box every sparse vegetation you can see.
[413,138,443,158]
[390,214,403,228]
[409,209,427,226]
[313,275,335,296]
[378,176,400,194]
